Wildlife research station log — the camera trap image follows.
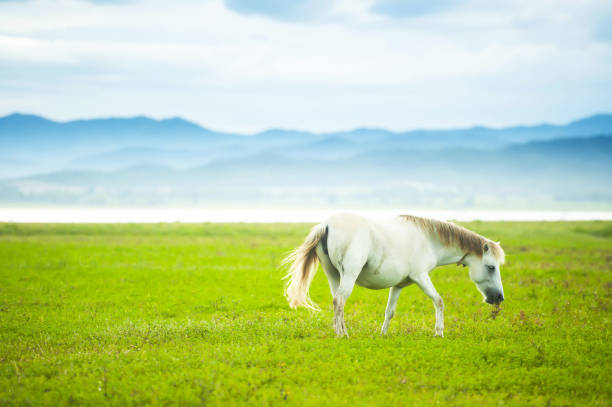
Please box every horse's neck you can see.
[433,242,467,267]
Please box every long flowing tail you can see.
[282,223,327,311]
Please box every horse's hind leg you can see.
[316,246,340,297]
[332,271,358,337]
[331,251,365,338]
[381,286,403,335]
[327,227,369,338]
[317,245,352,337]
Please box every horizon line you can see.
[1,111,611,137]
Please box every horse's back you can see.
[324,212,371,235]
[321,213,435,289]
[368,218,436,276]
[323,213,373,266]
[323,212,428,259]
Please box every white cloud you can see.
[0,0,610,132]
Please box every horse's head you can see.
[468,241,505,305]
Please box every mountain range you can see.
[1,113,611,208]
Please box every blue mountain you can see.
[1,112,611,208]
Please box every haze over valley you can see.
[2,113,611,209]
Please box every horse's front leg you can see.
[381,286,403,335]
[414,274,444,337]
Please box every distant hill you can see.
[0,113,241,177]
[1,112,611,208]
[2,112,611,178]
[0,113,227,150]
[1,132,610,208]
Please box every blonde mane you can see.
[400,215,505,264]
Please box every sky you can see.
[1,0,611,133]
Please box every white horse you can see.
[283,213,505,337]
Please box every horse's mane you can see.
[399,215,505,264]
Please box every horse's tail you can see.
[282,223,327,311]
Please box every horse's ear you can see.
[483,242,489,253]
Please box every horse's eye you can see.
[487,265,495,273]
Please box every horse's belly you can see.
[356,263,405,290]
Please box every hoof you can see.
[335,328,349,338]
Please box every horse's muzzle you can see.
[485,291,504,304]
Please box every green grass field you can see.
[0,221,611,406]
